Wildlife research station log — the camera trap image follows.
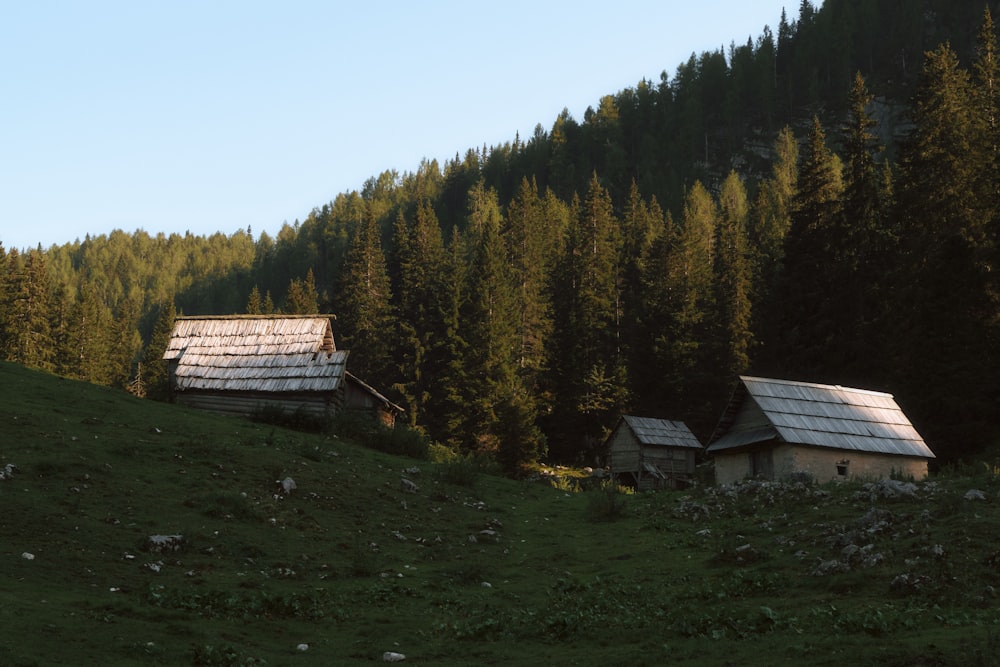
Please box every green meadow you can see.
[2,361,998,666]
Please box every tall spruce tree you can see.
[338,203,395,389]
[108,297,142,389]
[895,41,997,453]
[773,116,844,375]
[840,72,893,381]
[715,171,753,383]
[392,199,448,432]
[61,283,113,384]
[749,126,798,304]
[973,8,1000,351]
[463,182,544,468]
[141,299,176,401]
[545,176,625,461]
[3,249,54,370]
[667,181,718,431]
[504,178,556,386]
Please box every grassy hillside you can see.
[2,361,999,666]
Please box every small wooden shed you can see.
[706,376,934,485]
[163,315,402,425]
[606,416,703,490]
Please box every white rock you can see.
[296,643,309,652]
[964,489,987,501]
[382,651,406,662]
[279,477,297,495]
[21,552,34,560]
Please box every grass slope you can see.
[1,361,999,666]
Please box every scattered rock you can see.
[144,534,185,554]
[1,463,17,480]
[863,479,918,499]
[811,558,850,576]
[890,572,931,593]
[964,489,986,501]
[278,477,297,495]
[856,508,894,534]
[400,478,418,494]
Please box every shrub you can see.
[585,480,631,522]
[249,403,331,432]
[330,411,429,460]
[434,455,483,488]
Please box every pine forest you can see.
[2,0,999,471]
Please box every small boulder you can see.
[278,477,297,495]
[964,489,987,501]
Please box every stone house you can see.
[706,376,934,484]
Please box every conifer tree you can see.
[338,203,395,389]
[61,284,112,384]
[840,72,893,378]
[972,8,1000,328]
[3,249,54,370]
[715,171,753,381]
[246,286,263,314]
[108,297,142,389]
[461,182,544,468]
[974,7,1000,201]
[141,299,176,401]
[894,42,997,447]
[546,176,625,461]
[284,269,320,314]
[392,200,448,431]
[749,126,798,301]
[620,182,667,413]
[774,116,844,373]
[667,181,718,428]
[634,209,678,413]
[504,178,564,392]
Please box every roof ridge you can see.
[739,375,893,398]
[176,314,336,320]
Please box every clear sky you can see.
[0,1,794,252]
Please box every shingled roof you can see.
[707,376,934,459]
[619,415,703,449]
[164,315,347,393]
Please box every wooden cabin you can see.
[163,315,402,426]
[606,416,703,490]
[707,376,934,485]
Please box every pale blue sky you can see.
[0,1,793,251]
